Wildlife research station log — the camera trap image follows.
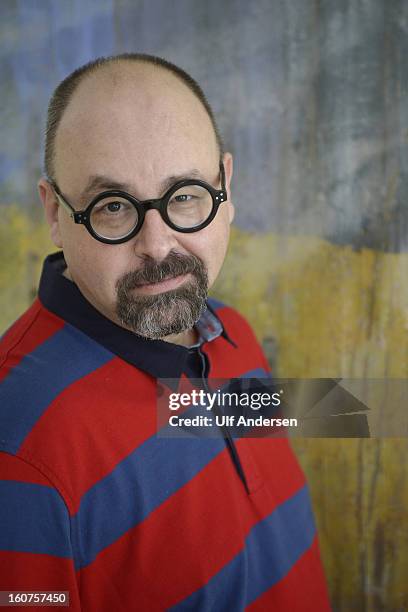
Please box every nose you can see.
[133,208,179,261]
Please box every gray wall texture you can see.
[1,0,407,250]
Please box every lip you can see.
[133,273,190,295]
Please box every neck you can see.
[162,327,199,347]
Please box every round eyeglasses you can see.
[50,163,228,245]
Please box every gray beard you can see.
[115,252,209,340]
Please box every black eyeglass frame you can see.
[49,162,228,245]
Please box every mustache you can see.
[117,251,207,289]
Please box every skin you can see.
[38,61,234,346]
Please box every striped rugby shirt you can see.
[0,252,331,611]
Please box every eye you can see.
[173,194,194,203]
[106,202,122,213]
[93,200,131,215]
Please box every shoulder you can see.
[0,299,113,390]
[1,298,65,370]
[0,299,114,455]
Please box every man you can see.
[0,54,331,610]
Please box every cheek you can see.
[181,220,230,286]
[61,229,127,299]
[209,226,231,282]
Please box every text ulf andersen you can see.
[168,414,298,428]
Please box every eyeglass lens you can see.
[90,195,138,240]
[167,184,213,228]
[89,184,214,239]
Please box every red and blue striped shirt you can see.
[0,252,331,610]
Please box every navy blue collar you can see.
[38,251,234,379]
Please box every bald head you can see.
[53,61,220,187]
[44,53,224,182]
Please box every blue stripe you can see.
[171,485,316,611]
[0,480,72,557]
[72,435,226,569]
[239,368,271,379]
[207,297,226,311]
[0,324,114,452]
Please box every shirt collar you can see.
[38,251,234,379]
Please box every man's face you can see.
[39,64,234,343]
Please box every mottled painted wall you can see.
[1,1,408,610]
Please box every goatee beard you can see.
[115,251,209,340]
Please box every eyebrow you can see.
[81,169,209,201]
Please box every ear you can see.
[222,151,235,224]
[38,177,63,248]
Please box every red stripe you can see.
[237,437,306,500]
[78,439,305,610]
[0,452,53,487]
[247,534,331,611]
[19,358,157,514]
[0,552,80,610]
[0,301,64,382]
[203,307,268,378]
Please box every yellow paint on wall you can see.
[0,205,54,334]
[213,226,408,378]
